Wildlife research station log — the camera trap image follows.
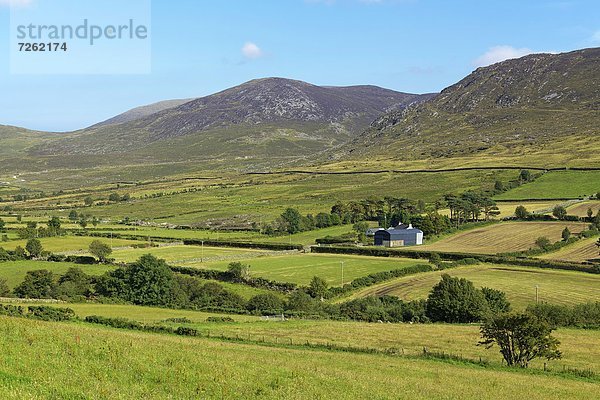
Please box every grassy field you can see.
[198,253,431,286]
[495,171,600,200]
[0,316,597,399]
[0,261,113,288]
[539,237,600,263]
[417,221,589,254]
[109,245,273,264]
[4,303,600,375]
[0,236,148,253]
[441,201,562,219]
[566,200,600,217]
[346,264,600,309]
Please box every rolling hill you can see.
[32,78,433,160]
[343,48,600,165]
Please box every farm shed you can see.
[374,224,423,247]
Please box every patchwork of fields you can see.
[539,237,600,263]
[494,171,600,200]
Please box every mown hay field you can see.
[418,221,589,254]
[538,237,600,263]
[0,316,597,399]
[346,264,600,309]
[566,200,600,217]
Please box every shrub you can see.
[13,270,57,299]
[27,306,75,321]
[206,316,235,323]
[246,293,284,314]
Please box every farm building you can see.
[366,227,385,237]
[374,224,423,247]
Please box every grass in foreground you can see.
[346,264,600,309]
[417,221,589,254]
[0,316,597,399]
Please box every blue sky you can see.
[1,0,599,131]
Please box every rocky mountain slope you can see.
[90,99,195,128]
[35,78,433,159]
[344,48,600,161]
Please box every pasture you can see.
[417,221,589,254]
[495,170,600,200]
[346,264,600,309]
[0,316,597,399]
[109,245,273,264]
[200,253,431,286]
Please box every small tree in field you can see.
[535,236,551,250]
[26,238,43,258]
[561,227,571,241]
[514,205,529,220]
[89,240,112,263]
[308,276,328,299]
[552,205,567,221]
[479,312,561,368]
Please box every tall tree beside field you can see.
[514,206,530,220]
[561,227,571,241]
[308,276,328,299]
[425,275,488,323]
[552,205,568,220]
[479,312,561,368]
[13,270,56,299]
[25,238,43,258]
[280,208,303,234]
[88,240,112,263]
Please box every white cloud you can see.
[473,45,536,67]
[241,42,264,60]
[0,0,32,7]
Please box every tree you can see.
[494,180,505,192]
[535,236,551,250]
[84,196,94,206]
[89,240,112,263]
[108,192,121,202]
[68,210,79,221]
[57,268,93,298]
[552,205,567,221]
[97,254,179,306]
[79,217,88,229]
[425,275,488,323]
[47,216,61,230]
[588,208,594,219]
[519,170,532,182]
[280,208,303,234]
[227,262,251,282]
[561,227,571,242]
[315,213,332,229]
[479,312,561,368]
[0,218,5,232]
[25,238,43,258]
[353,221,370,242]
[13,270,57,299]
[0,278,10,297]
[307,276,328,299]
[481,287,511,314]
[514,205,530,220]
